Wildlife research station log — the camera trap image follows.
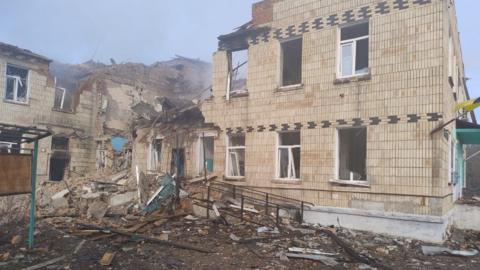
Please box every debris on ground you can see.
[0,170,479,269]
[422,245,479,257]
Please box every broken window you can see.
[277,132,301,180]
[448,34,454,86]
[5,64,29,103]
[0,141,18,154]
[227,134,245,177]
[51,137,69,151]
[227,49,248,97]
[53,87,74,112]
[148,138,162,171]
[337,128,367,181]
[281,38,303,86]
[339,22,369,77]
[199,135,214,174]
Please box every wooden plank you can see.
[0,154,32,196]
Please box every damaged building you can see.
[0,42,97,182]
[1,0,480,250]
[0,42,212,182]
[200,0,478,242]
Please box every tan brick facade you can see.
[0,47,97,181]
[201,0,469,216]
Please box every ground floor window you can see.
[276,132,301,180]
[227,134,245,177]
[337,127,367,181]
[199,135,214,174]
[0,141,18,154]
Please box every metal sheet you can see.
[0,153,32,196]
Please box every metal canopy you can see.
[0,123,51,144]
[0,122,51,250]
[455,120,480,145]
[455,129,480,145]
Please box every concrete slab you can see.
[109,192,137,207]
[304,206,450,243]
[452,204,480,231]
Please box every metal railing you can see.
[204,181,314,226]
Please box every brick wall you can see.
[202,0,463,216]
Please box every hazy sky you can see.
[0,0,478,115]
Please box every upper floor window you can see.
[276,131,301,180]
[281,38,303,86]
[227,49,248,97]
[339,22,369,78]
[5,64,29,103]
[227,134,245,178]
[53,87,74,112]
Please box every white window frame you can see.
[225,135,245,179]
[449,135,457,184]
[227,49,248,99]
[448,36,454,79]
[197,133,216,175]
[334,127,368,183]
[275,132,301,180]
[5,64,29,104]
[54,87,67,109]
[337,23,369,79]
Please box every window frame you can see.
[279,37,303,88]
[337,22,370,79]
[225,134,246,179]
[226,49,249,99]
[0,141,17,154]
[275,131,301,181]
[197,133,216,175]
[448,135,457,184]
[4,63,30,104]
[147,136,163,172]
[54,87,67,110]
[334,127,368,183]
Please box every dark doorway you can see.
[171,148,185,178]
[49,155,69,181]
[49,136,70,181]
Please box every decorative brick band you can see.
[224,112,443,134]
[250,0,432,46]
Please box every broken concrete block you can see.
[87,201,108,219]
[111,170,128,182]
[109,192,137,207]
[51,197,69,209]
[81,192,102,200]
[51,189,69,200]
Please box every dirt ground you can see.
[1,215,480,270]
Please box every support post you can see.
[206,184,211,219]
[301,201,304,223]
[240,196,244,222]
[276,205,280,226]
[202,133,207,183]
[265,194,269,215]
[28,140,39,249]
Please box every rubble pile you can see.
[0,173,479,269]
